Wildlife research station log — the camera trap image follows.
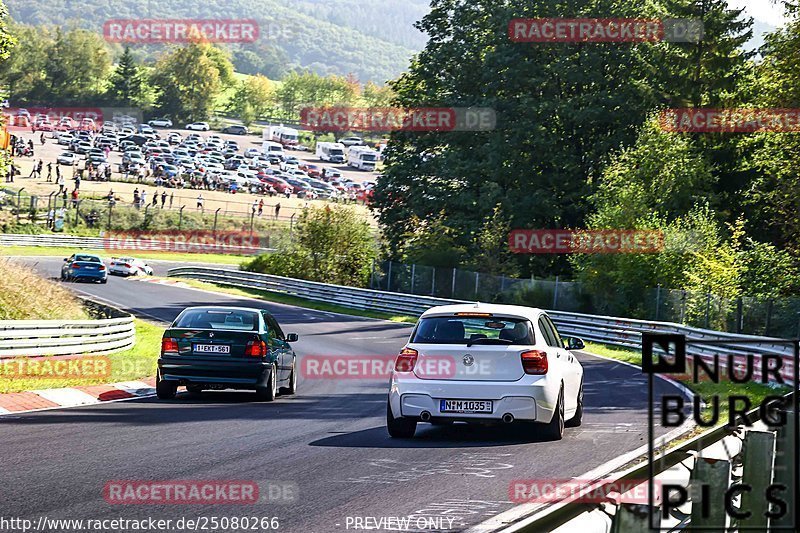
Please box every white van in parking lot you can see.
[262,141,285,161]
[387,303,585,440]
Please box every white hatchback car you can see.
[387,303,585,440]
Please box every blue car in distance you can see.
[61,253,108,284]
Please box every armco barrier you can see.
[0,233,273,253]
[0,298,135,358]
[166,266,795,382]
[488,392,797,533]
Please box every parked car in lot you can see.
[222,125,249,135]
[299,163,322,177]
[148,117,173,128]
[156,306,299,401]
[61,254,108,284]
[57,152,78,165]
[109,257,154,277]
[186,122,210,131]
[386,303,584,440]
[338,136,364,147]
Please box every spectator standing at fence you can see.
[107,189,115,206]
[40,132,45,145]
[46,162,52,182]
[27,139,34,155]
[56,173,65,194]
[258,199,264,216]
[169,192,174,208]
[161,190,167,208]
[133,188,140,209]
[47,208,54,229]
[28,159,39,178]
[61,189,67,207]
[141,189,147,208]
[274,202,281,220]
[197,194,204,211]
[152,192,158,208]
[251,200,258,217]
[56,164,61,183]
[70,188,79,209]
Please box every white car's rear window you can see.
[411,316,535,345]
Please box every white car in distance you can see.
[387,303,584,440]
[108,257,154,277]
[185,122,210,131]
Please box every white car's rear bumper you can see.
[389,374,558,423]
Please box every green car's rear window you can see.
[174,309,258,331]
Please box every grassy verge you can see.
[584,341,790,425]
[0,258,88,320]
[166,276,417,324]
[0,245,250,265]
[0,320,163,393]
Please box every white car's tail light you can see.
[395,347,418,372]
[521,350,548,375]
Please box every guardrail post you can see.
[451,267,457,297]
[16,187,24,222]
[612,503,659,532]
[690,457,731,530]
[249,210,255,236]
[772,409,796,529]
[474,272,479,298]
[680,290,687,323]
[739,430,776,530]
[431,267,436,296]
[107,202,113,230]
[387,261,393,291]
[553,276,560,309]
[411,263,416,294]
[213,207,221,236]
[736,297,743,333]
[655,285,662,321]
[178,205,185,230]
[704,292,711,328]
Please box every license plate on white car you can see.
[193,344,230,354]
[439,399,493,414]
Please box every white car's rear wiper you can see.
[466,338,513,347]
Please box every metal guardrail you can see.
[0,233,273,254]
[166,266,795,382]
[500,392,797,533]
[0,316,135,358]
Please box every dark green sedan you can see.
[157,306,298,401]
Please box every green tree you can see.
[227,75,275,124]
[373,0,664,276]
[243,205,376,287]
[151,42,234,122]
[45,28,111,103]
[105,46,153,108]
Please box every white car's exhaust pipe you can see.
[502,413,514,424]
[420,411,432,422]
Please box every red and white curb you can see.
[0,377,157,416]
